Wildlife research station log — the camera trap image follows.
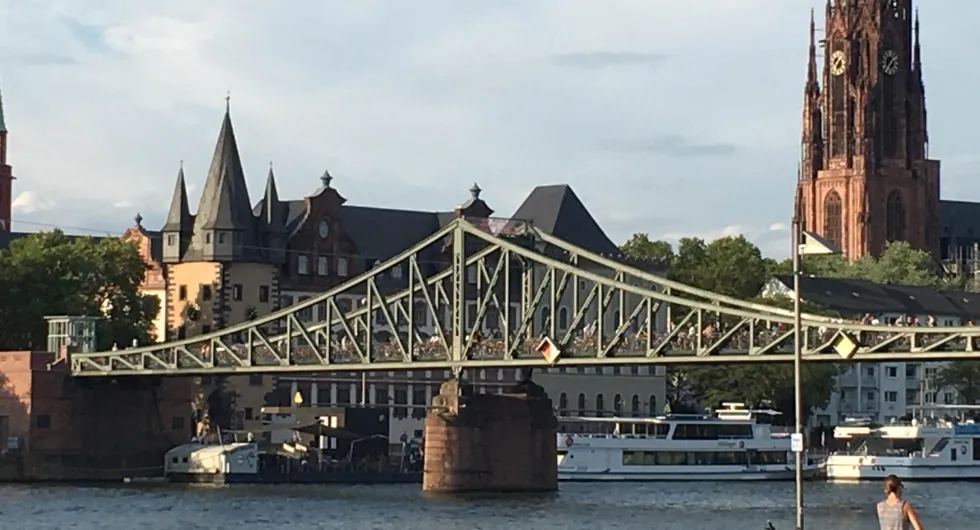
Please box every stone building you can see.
[796,1,939,260]
[142,102,668,438]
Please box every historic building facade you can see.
[796,1,940,261]
[138,102,667,438]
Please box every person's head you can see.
[884,475,904,496]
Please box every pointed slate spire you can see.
[261,163,285,232]
[193,100,256,235]
[162,162,191,232]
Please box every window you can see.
[413,386,428,419]
[392,265,402,279]
[178,285,187,301]
[249,374,263,386]
[577,394,586,416]
[259,286,269,303]
[205,233,212,244]
[232,284,243,301]
[394,386,408,419]
[866,366,874,377]
[631,395,640,416]
[906,365,917,379]
[595,394,605,415]
[318,256,328,276]
[613,394,623,414]
[36,414,51,429]
[466,267,477,283]
[298,255,309,275]
[823,190,843,250]
[201,325,211,334]
[558,307,568,330]
[167,234,176,245]
[244,408,254,421]
[648,395,657,416]
[201,285,212,301]
[558,393,568,414]
[218,233,226,244]
[886,190,907,242]
[539,306,550,331]
[866,391,875,403]
[885,391,898,403]
[171,416,184,430]
[337,258,349,276]
[886,366,898,378]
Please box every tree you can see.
[935,363,980,406]
[620,233,674,265]
[0,230,158,350]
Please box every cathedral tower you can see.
[0,83,13,233]
[797,1,939,260]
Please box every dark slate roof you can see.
[771,275,980,320]
[193,108,255,234]
[340,206,442,262]
[162,166,191,233]
[142,229,163,262]
[0,82,6,133]
[511,184,620,255]
[940,199,980,241]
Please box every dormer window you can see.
[167,234,176,246]
[218,233,227,244]
[392,265,402,279]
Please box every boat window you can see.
[974,439,980,461]
[621,451,750,466]
[672,423,753,440]
[750,451,788,465]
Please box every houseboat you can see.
[556,402,823,481]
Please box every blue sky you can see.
[1,1,978,259]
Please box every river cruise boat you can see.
[556,402,823,481]
[826,415,980,481]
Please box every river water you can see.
[1,481,978,529]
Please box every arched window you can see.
[596,394,605,416]
[558,307,569,330]
[577,393,586,416]
[613,394,623,414]
[539,306,550,332]
[886,190,907,242]
[558,393,568,415]
[648,395,658,417]
[631,395,640,417]
[823,190,843,250]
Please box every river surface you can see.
[1,481,978,529]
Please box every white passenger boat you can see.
[556,402,823,481]
[826,416,980,481]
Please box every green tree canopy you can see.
[0,230,159,350]
[620,233,674,265]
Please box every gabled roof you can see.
[769,275,980,320]
[511,184,620,255]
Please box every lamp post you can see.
[791,221,840,530]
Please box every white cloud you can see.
[11,191,55,214]
[0,0,977,257]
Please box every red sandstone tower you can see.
[796,1,939,260]
[0,83,13,233]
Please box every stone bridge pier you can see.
[422,378,557,493]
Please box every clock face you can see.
[830,50,846,76]
[881,50,899,75]
[318,220,329,239]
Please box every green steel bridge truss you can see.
[70,217,980,376]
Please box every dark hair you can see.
[884,475,903,494]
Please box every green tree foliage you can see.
[0,230,159,350]
[620,233,674,265]
[935,362,980,405]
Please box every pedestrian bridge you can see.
[70,217,980,376]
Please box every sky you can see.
[1,1,979,260]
